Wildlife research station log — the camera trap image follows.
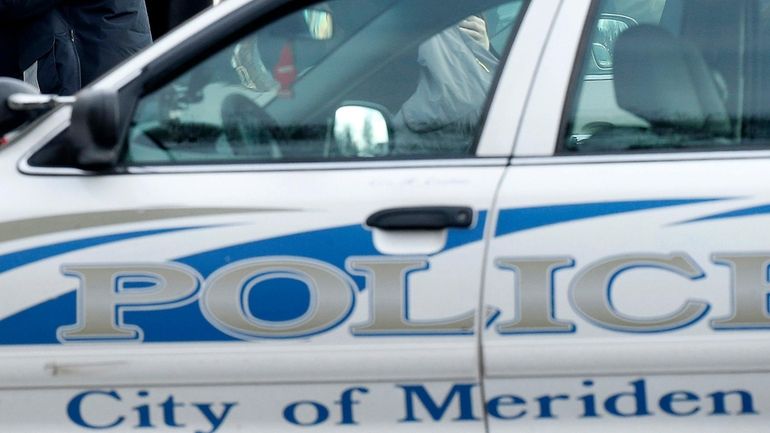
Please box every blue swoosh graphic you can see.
[495,199,721,237]
[0,217,487,345]
[679,204,770,225]
[443,211,487,252]
[0,226,212,274]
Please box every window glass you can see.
[562,0,770,154]
[127,0,526,164]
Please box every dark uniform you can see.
[147,0,211,40]
[65,0,153,85]
[0,0,152,94]
[0,27,21,80]
[0,0,58,81]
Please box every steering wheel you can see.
[221,93,283,159]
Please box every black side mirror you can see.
[68,88,121,170]
[0,78,40,136]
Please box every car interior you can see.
[123,0,525,164]
[564,0,770,154]
[121,0,525,164]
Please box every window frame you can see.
[120,0,532,169]
[19,0,537,176]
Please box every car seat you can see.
[577,25,732,152]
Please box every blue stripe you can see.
[679,204,770,225]
[495,199,721,237]
[0,226,211,274]
[443,211,487,252]
[0,292,76,345]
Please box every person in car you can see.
[392,14,498,155]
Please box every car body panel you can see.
[3,0,770,432]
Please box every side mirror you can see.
[333,104,391,157]
[0,78,40,136]
[592,43,613,70]
[589,14,638,73]
[68,88,122,169]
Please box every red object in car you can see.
[273,42,297,97]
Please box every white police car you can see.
[1,0,769,432]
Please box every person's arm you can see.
[0,0,60,20]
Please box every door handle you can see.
[366,206,474,231]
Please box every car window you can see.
[561,0,770,154]
[126,0,527,165]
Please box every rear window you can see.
[561,0,770,154]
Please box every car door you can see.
[484,0,770,432]
[0,0,541,432]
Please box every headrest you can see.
[613,25,731,135]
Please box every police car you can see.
[0,0,769,432]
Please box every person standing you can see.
[0,0,60,82]
[0,0,152,95]
[66,0,153,86]
[0,26,21,80]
